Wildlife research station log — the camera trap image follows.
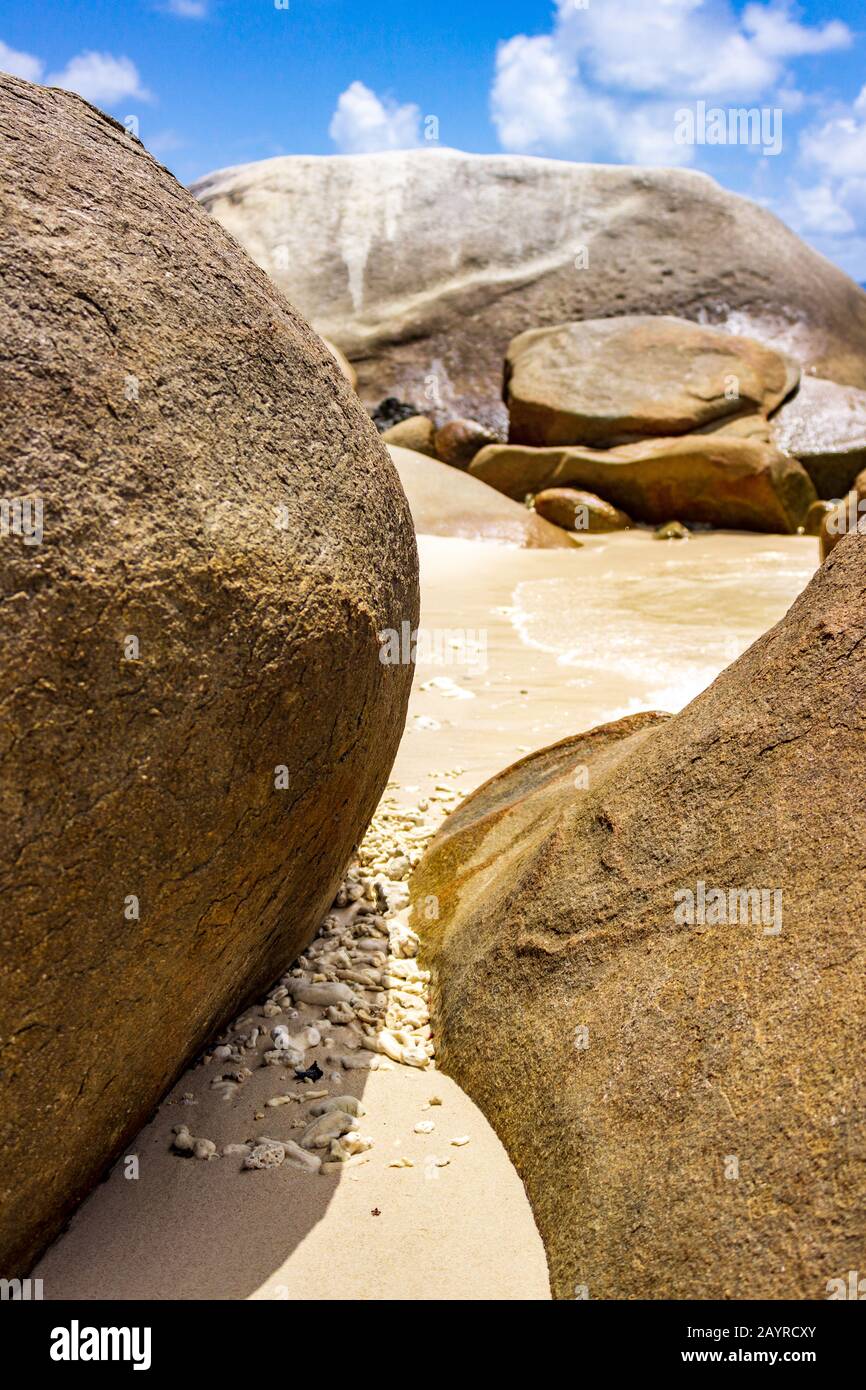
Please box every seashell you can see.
[171,1125,194,1153]
[414,1121,435,1134]
[450,1136,470,1147]
[192,1138,217,1160]
[326,1002,355,1025]
[340,1052,380,1071]
[321,1152,370,1174]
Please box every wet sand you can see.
[35,528,817,1301]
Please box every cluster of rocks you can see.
[192,147,866,432]
[468,315,819,535]
[361,315,866,539]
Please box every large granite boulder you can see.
[0,74,418,1274]
[414,532,866,1299]
[771,376,866,499]
[388,446,575,548]
[505,317,799,448]
[470,436,815,533]
[191,149,866,429]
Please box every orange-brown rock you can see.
[434,419,500,470]
[533,488,631,533]
[819,469,866,560]
[388,446,576,548]
[505,317,799,448]
[381,414,438,457]
[471,435,815,533]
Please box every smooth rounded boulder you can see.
[414,532,866,1299]
[381,415,438,457]
[0,74,418,1274]
[505,317,799,448]
[434,419,500,470]
[533,488,631,533]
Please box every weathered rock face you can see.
[471,436,815,533]
[771,376,866,499]
[414,532,866,1300]
[0,74,418,1274]
[505,317,799,448]
[533,488,631,533]
[191,148,866,429]
[388,446,575,548]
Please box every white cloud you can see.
[0,38,44,83]
[778,86,866,279]
[491,0,852,160]
[47,52,150,106]
[329,81,421,154]
[788,182,855,235]
[163,0,208,16]
[800,90,866,180]
[742,3,850,58]
[491,35,581,152]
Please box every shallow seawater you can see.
[391,530,820,799]
[508,534,818,718]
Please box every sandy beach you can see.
[34,528,817,1302]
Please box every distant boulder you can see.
[388,446,576,548]
[471,436,815,533]
[771,376,866,499]
[192,149,866,428]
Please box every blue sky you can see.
[1,1,864,276]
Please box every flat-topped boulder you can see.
[415,531,866,1299]
[471,436,815,533]
[505,316,799,448]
